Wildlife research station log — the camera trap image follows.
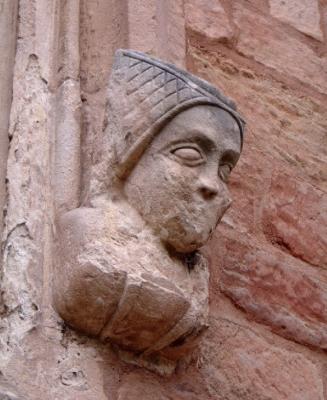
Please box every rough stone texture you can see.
[187,40,327,342]
[270,0,324,41]
[234,4,327,94]
[79,0,186,201]
[263,173,327,269]
[220,239,327,349]
[79,0,128,202]
[185,0,327,396]
[127,0,186,67]
[1,0,327,398]
[54,49,245,373]
[117,374,170,400]
[156,0,186,68]
[198,313,325,400]
[0,2,91,399]
[53,0,81,213]
[185,0,234,43]
[0,0,56,369]
[0,1,18,244]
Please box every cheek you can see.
[155,161,200,207]
[125,156,230,232]
[125,158,196,215]
[146,162,194,212]
[124,158,175,212]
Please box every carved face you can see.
[124,105,241,253]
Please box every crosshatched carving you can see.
[53,49,245,374]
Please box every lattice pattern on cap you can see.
[106,49,245,179]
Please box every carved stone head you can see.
[124,105,242,253]
[54,50,245,374]
[92,49,244,249]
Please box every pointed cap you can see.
[103,49,245,181]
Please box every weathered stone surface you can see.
[127,0,186,67]
[53,1,81,213]
[79,0,186,201]
[60,367,89,390]
[156,0,186,68]
[54,49,245,373]
[0,3,102,400]
[185,0,234,43]
[0,382,23,400]
[127,0,157,56]
[187,24,327,388]
[1,0,327,398]
[199,315,325,400]
[117,371,210,400]
[0,391,22,400]
[270,0,323,41]
[1,48,53,362]
[263,173,327,269]
[117,374,170,400]
[187,46,327,192]
[0,0,18,243]
[79,0,129,200]
[234,5,327,94]
[220,238,327,349]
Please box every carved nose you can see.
[198,177,233,208]
[198,178,219,200]
[199,185,218,200]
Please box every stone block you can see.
[220,239,327,349]
[234,6,327,94]
[263,173,327,269]
[270,0,323,41]
[185,0,234,43]
[199,316,325,400]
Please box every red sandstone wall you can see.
[112,1,327,398]
[85,1,327,398]
[0,1,326,399]
[183,1,327,398]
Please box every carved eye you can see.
[171,146,204,166]
[219,164,232,183]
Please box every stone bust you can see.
[53,50,245,374]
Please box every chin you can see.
[165,229,211,254]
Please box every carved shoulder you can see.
[53,207,127,337]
